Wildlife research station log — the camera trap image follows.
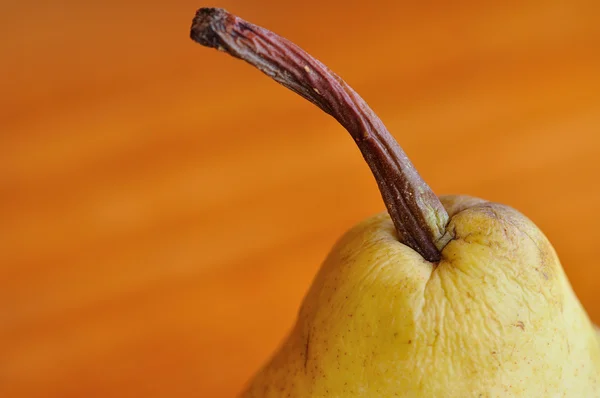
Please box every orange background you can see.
[2,1,600,397]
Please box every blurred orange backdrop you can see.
[2,1,600,397]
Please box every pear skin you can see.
[241,195,600,397]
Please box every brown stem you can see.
[190,8,449,262]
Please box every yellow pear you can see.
[190,8,600,397]
[241,195,600,396]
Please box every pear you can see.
[190,8,600,397]
[239,196,600,397]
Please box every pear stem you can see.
[190,8,449,262]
